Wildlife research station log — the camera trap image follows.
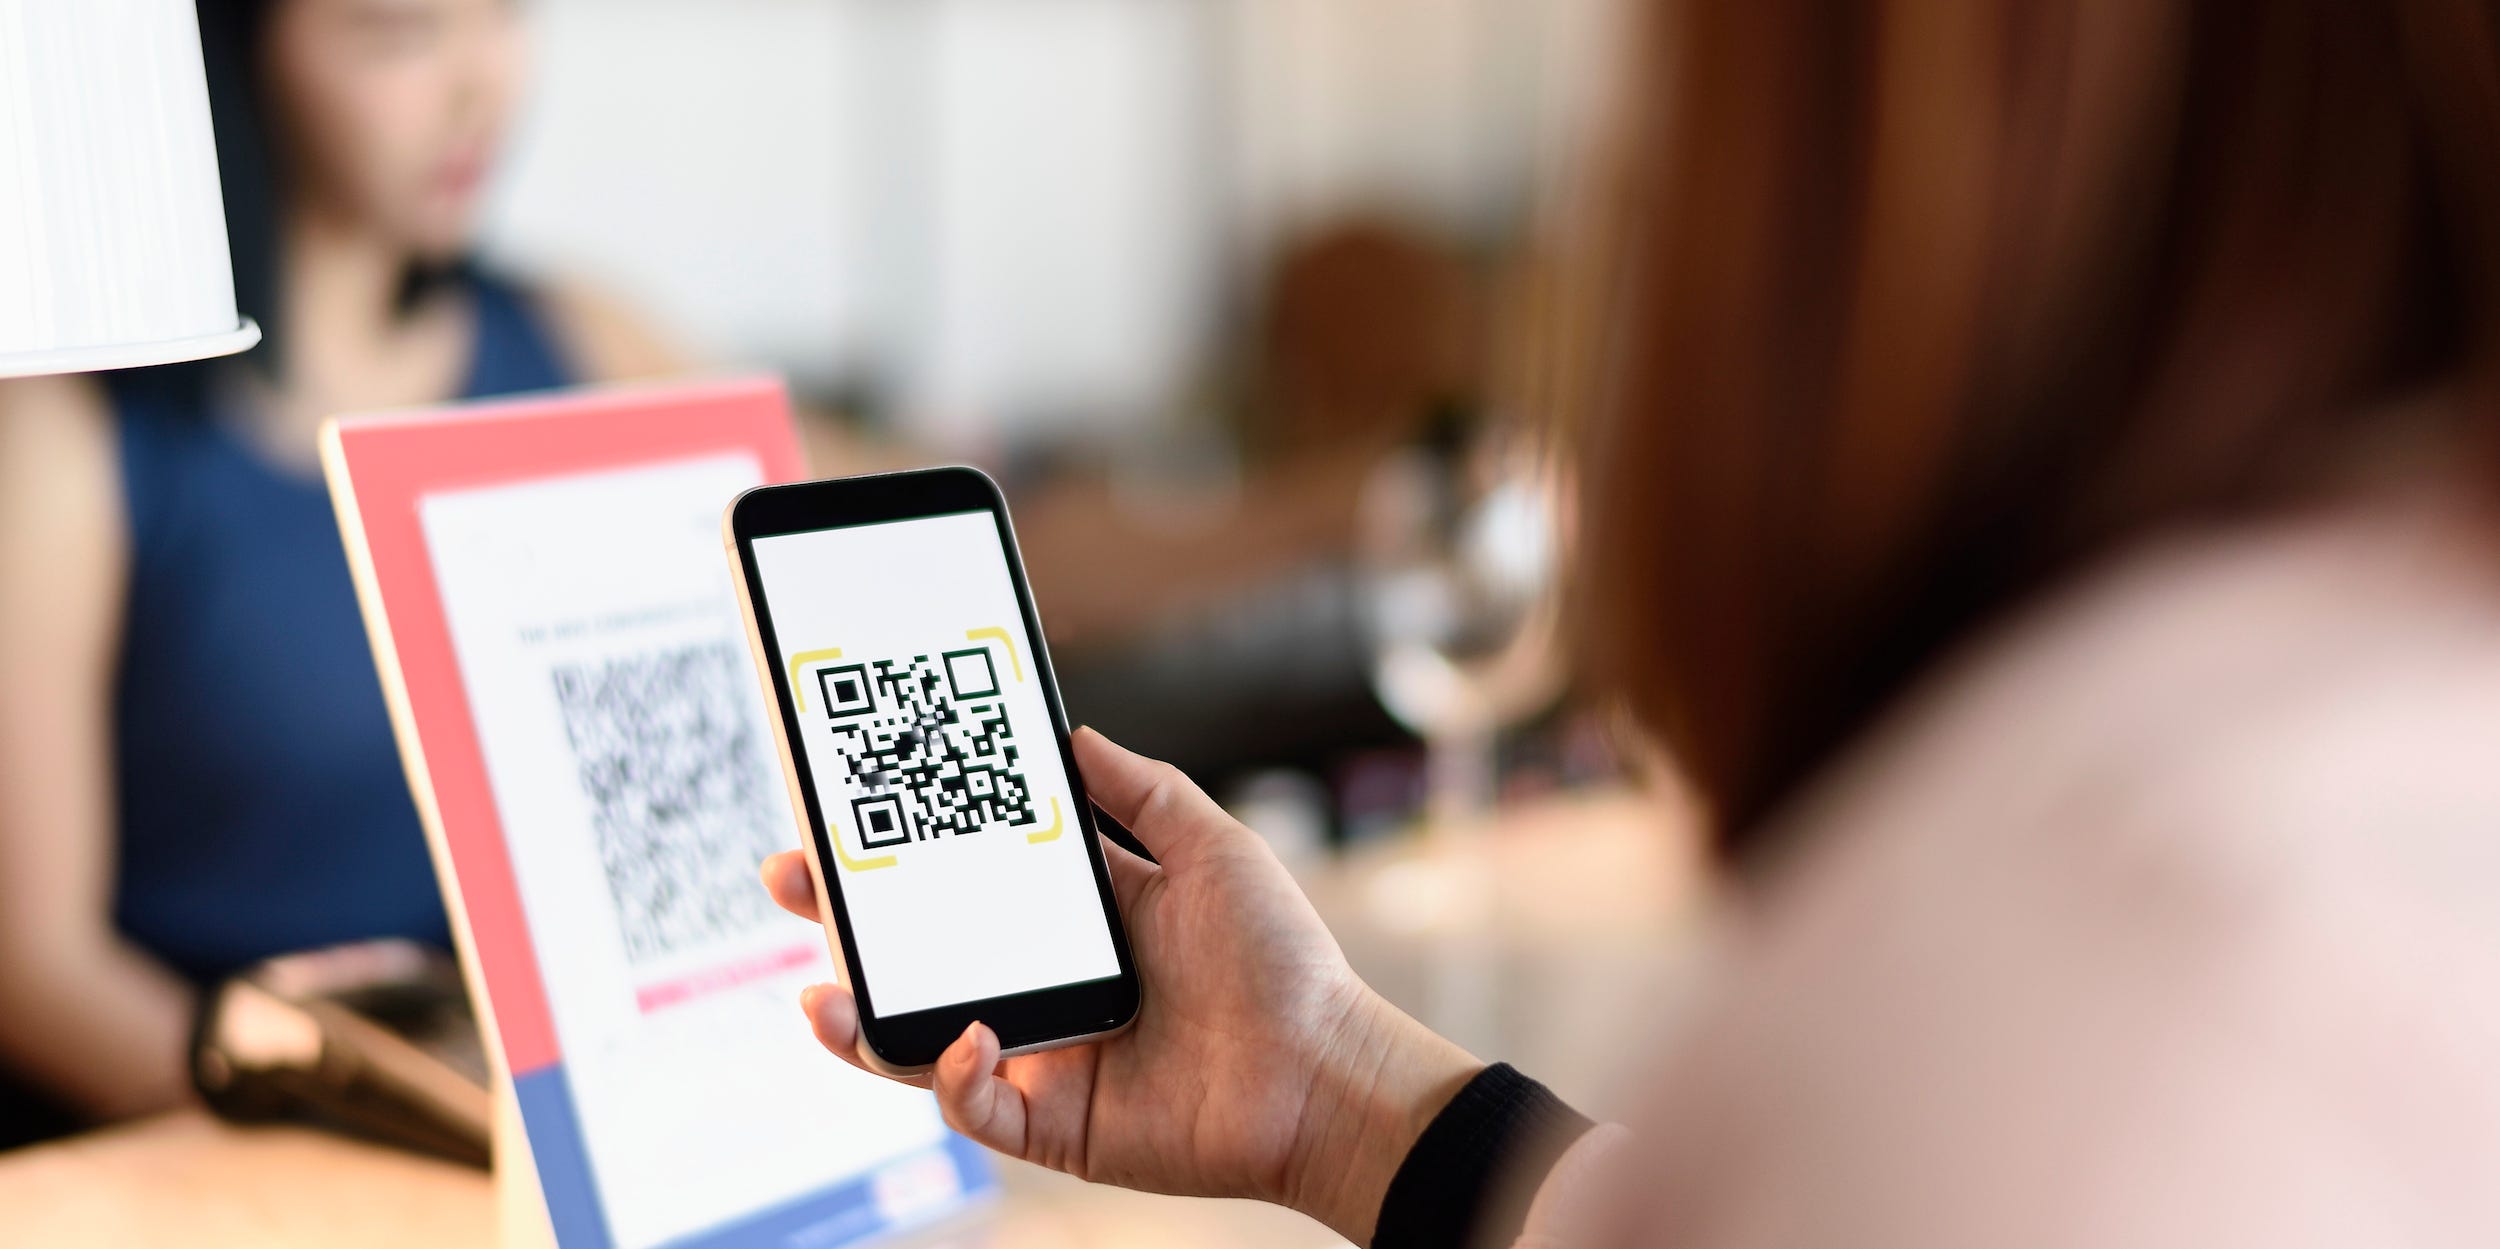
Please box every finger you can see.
[800,983,932,1089]
[1100,834,1158,915]
[1072,726,1231,862]
[798,982,865,1067]
[931,1022,1027,1157]
[761,850,822,923]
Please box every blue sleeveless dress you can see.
[108,274,575,983]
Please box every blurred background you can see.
[22,0,2500,1244]
[494,0,1608,434]
[476,0,1657,861]
[492,0,1692,1100]
[0,0,1703,1190]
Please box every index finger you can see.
[1071,727,1228,863]
[761,849,821,923]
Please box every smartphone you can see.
[725,467,1139,1075]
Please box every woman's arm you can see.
[782,732,1624,1246]
[766,728,1503,1244]
[0,378,198,1119]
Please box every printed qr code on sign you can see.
[551,641,787,964]
[823,646,1035,849]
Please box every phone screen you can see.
[749,509,1120,1017]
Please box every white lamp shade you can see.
[0,0,259,378]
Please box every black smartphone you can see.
[724,466,1139,1074]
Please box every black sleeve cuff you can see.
[1373,1063,1595,1249]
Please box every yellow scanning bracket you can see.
[965,627,1024,682]
[787,647,844,711]
[829,823,898,872]
[1026,798,1065,844]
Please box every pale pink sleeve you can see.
[1509,1123,1634,1249]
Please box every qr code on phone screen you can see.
[551,641,787,963]
[818,648,1036,850]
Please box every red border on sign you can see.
[323,377,804,1075]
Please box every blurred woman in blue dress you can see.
[0,0,687,1143]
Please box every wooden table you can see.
[1309,787,1712,1105]
[0,1111,1341,1249]
[0,789,1706,1248]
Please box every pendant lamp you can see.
[0,0,260,378]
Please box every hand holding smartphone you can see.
[725,467,1140,1074]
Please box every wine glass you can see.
[1357,412,1567,825]
[1353,412,1567,1052]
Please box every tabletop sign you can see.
[322,377,992,1249]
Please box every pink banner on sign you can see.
[635,941,823,1014]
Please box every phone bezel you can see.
[726,466,1139,1069]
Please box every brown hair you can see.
[1576,1,2500,856]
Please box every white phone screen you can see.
[751,510,1120,1016]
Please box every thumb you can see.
[1072,727,1233,864]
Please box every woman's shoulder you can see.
[1762,498,2500,1000]
[1625,501,2500,1247]
[0,373,119,492]
[0,374,127,644]
[0,370,112,428]
[509,271,691,387]
[1789,497,2500,891]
